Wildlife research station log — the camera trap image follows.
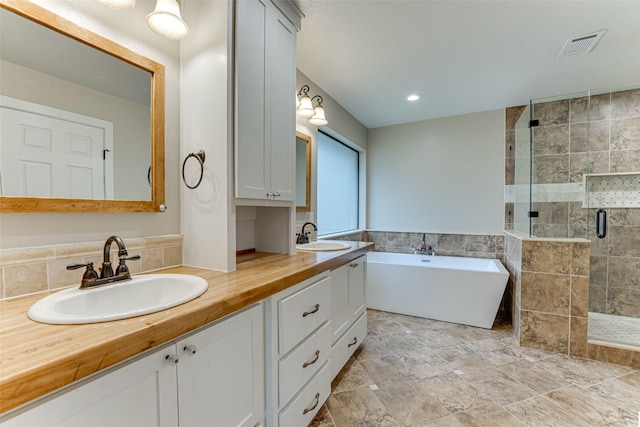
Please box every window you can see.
[317,131,359,235]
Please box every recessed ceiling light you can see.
[407,94,421,102]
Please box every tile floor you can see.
[310,309,640,427]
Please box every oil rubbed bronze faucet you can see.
[296,222,317,244]
[67,236,140,289]
[415,233,436,255]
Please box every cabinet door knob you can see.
[347,336,358,348]
[350,262,359,268]
[165,354,179,364]
[183,345,197,355]
[302,392,320,415]
[302,350,320,368]
[302,304,320,317]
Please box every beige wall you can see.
[367,109,505,235]
[0,0,181,249]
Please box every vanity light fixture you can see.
[146,0,189,40]
[308,95,328,126]
[296,85,329,126]
[94,0,189,40]
[95,0,135,10]
[296,85,315,118]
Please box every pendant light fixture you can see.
[146,0,189,40]
[95,0,135,10]
[296,85,314,118]
[308,95,328,126]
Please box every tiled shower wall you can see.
[504,231,640,367]
[0,235,183,300]
[505,88,640,320]
[503,231,590,357]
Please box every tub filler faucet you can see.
[66,235,140,289]
[415,234,435,255]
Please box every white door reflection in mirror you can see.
[0,98,113,199]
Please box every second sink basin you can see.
[28,274,208,324]
[296,241,351,251]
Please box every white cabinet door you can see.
[235,0,296,201]
[265,5,296,202]
[176,304,264,427]
[348,257,366,318]
[235,0,268,200]
[331,256,366,344]
[2,344,178,427]
[330,263,351,343]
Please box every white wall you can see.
[367,109,505,235]
[0,0,181,249]
[180,0,232,271]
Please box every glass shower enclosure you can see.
[514,85,640,349]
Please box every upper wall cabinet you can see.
[235,0,297,202]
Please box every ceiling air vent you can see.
[557,30,606,59]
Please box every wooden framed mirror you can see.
[295,131,311,212]
[0,0,165,212]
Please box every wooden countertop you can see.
[0,241,373,414]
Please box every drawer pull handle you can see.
[302,350,320,368]
[302,392,320,415]
[347,337,358,348]
[302,304,320,317]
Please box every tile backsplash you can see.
[0,235,182,300]
[324,230,505,260]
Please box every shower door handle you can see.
[595,209,607,239]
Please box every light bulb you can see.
[297,95,314,118]
[308,106,328,126]
[146,0,189,40]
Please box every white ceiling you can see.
[295,0,640,129]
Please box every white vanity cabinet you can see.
[266,272,332,427]
[330,256,367,379]
[2,304,265,427]
[235,0,297,202]
[1,343,179,427]
[176,303,265,427]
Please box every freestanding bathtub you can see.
[366,251,509,329]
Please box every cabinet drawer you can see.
[278,321,331,407]
[330,312,367,380]
[278,362,330,427]
[278,276,331,355]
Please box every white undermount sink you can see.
[28,274,208,325]
[296,241,351,251]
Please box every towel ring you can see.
[182,150,206,189]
